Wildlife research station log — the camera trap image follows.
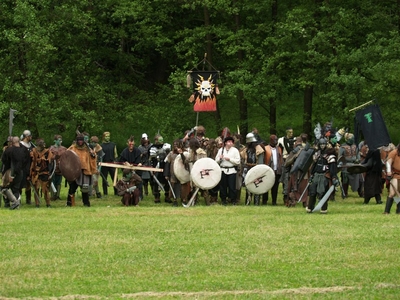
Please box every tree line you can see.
[1,0,399,150]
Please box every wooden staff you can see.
[348,100,373,112]
[99,162,163,173]
[113,168,118,187]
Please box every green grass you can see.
[0,182,399,299]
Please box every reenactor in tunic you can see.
[240,132,265,205]
[30,138,55,207]
[66,135,97,207]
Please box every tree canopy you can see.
[1,0,399,149]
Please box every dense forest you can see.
[1,0,400,150]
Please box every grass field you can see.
[0,182,399,299]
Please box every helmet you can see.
[246,133,257,143]
[162,143,171,152]
[23,130,32,138]
[318,138,327,150]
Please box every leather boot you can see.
[262,193,268,205]
[204,194,211,206]
[66,194,75,207]
[342,183,349,197]
[26,189,31,205]
[236,189,241,203]
[383,197,393,214]
[56,185,61,200]
[82,192,90,207]
[103,185,108,196]
[283,195,289,207]
[307,195,317,212]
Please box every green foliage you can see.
[1,0,399,143]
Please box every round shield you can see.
[59,150,81,182]
[174,152,190,184]
[347,164,367,174]
[190,157,221,190]
[244,164,275,195]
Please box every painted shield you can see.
[244,164,275,195]
[59,150,81,182]
[190,157,221,190]
[174,152,190,184]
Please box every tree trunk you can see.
[303,85,313,139]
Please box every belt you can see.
[221,166,235,169]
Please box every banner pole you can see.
[349,100,373,112]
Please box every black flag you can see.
[354,104,390,150]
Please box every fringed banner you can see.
[188,71,219,112]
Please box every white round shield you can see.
[174,152,190,184]
[244,164,275,195]
[190,157,221,190]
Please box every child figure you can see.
[116,168,142,206]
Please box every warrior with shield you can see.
[30,138,55,207]
[285,133,311,207]
[164,139,191,206]
[264,135,283,206]
[185,138,208,205]
[240,132,265,205]
[306,138,339,214]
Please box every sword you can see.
[29,180,41,204]
[312,184,335,212]
[183,187,199,208]
[337,179,346,199]
[99,172,110,187]
[49,160,57,193]
[167,180,176,199]
[297,182,310,203]
[151,171,165,192]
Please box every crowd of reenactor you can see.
[2,124,399,215]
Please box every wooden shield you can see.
[190,157,221,190]
[244,164,275,195]
[59,150,81,182]
[174,153,190,184]
[347,164,367,174]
